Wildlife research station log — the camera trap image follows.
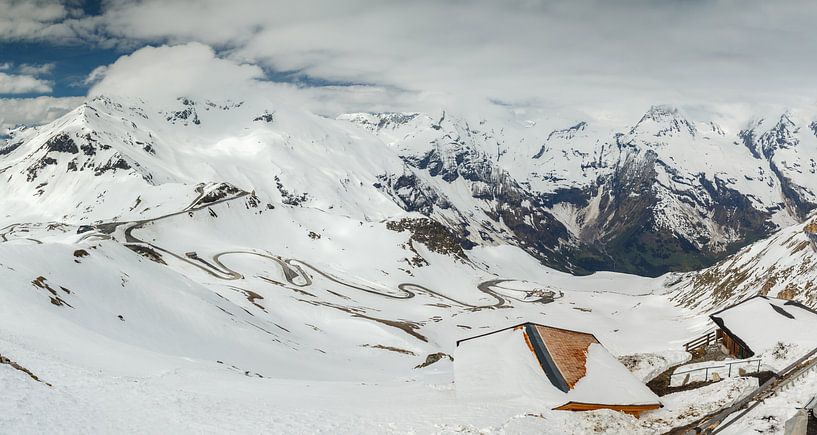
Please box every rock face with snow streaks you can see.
[341,105,817,275]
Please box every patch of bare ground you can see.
[661,378,766,435]
[415,352,453,368]
[125,244,167,264]
[229,286,266,311]
[0,353,51,386]
[299,299,428,342]
[386,217,469,260]
[354,314,428,342]
[647,345,727,396]
[361,344,416,355]
[31,276,73,307]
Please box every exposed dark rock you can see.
[31,276,72,307]
[94,156,132,176]
[387,217,469,259]
[414,352,453,368]
[0,141,21,156]
[378,172,451,215]
[167,99,201,125]
[275,176,309,206]
[253,111,275,123]
[125,244,167,265]
[80,143,96,156]
[362,344,416,355]
[545,121,587,142]
[200,183,242,205]
[44,134,78,154]
[566,152,775,276]
[631,105,697,137]
[26,156,58,181]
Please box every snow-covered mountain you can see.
[340,105,817,276]
[0,96,408,226]
[5,96,817,278]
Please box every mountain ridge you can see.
[5,96,817,276]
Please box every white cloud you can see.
[17,63,55,76]
[84,42,434,119]
[87,42,265,104]
[0,72,52,94]
[7,1,817,119]
[0,0,78,41]
[0,96,83,132]
[83,0,817,119]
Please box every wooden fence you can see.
[684,330,720,353]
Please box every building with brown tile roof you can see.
[456,322,661,416]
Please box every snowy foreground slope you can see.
[1,96,816,433]
[0,188,711,433]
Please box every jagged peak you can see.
[775,111,798,130]
[644,104,681,118]
[630,104,697,138]
[750,111,800,141]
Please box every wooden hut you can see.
[710,296,817,358]
[454,322,661,417]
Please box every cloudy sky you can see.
[2,0,817,130]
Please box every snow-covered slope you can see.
[0,155,706,433]
[670,214,817,311]
[0,96,406,226]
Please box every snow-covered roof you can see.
[454,323,661,410]
[711,296,817,355]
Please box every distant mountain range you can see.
[3,96,817,277]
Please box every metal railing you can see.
[670,359,762,385]
[684,345,817,434]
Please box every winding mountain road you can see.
[109,190,562,311]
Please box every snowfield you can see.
[0,197,707,433]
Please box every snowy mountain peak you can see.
[337,112,427,132]
[771,112,799,138]
[630,105,697,138]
